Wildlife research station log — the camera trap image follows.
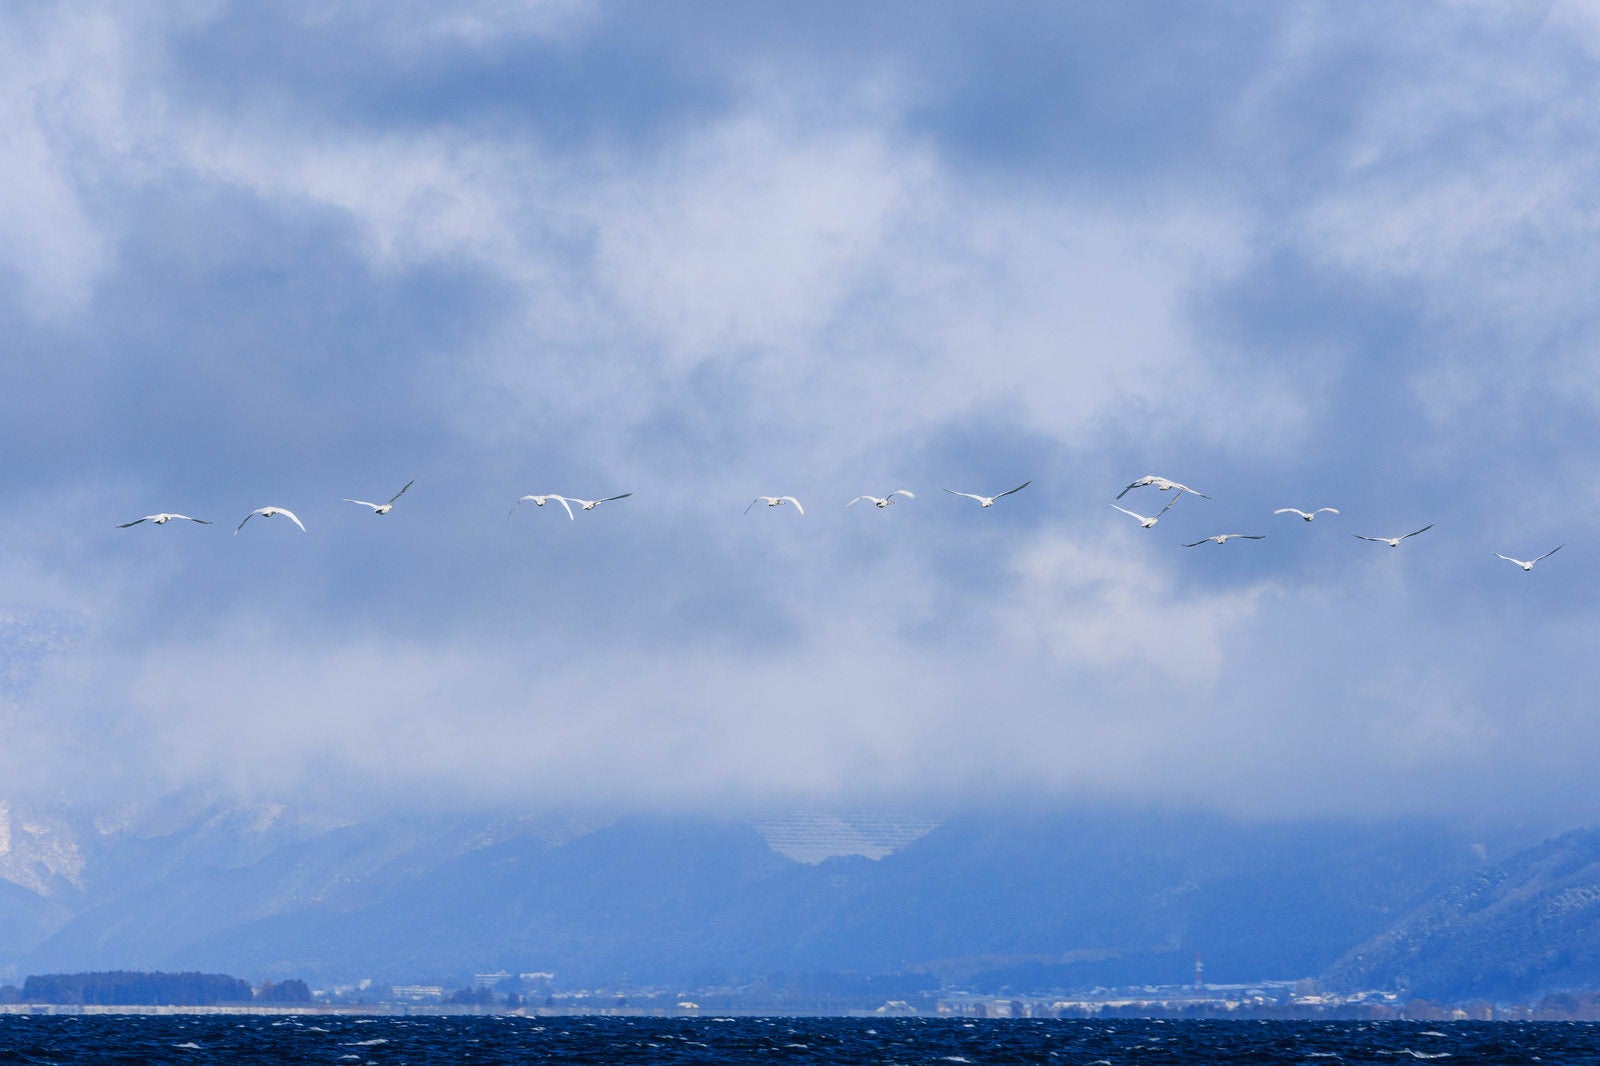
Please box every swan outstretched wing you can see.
[1117,477,1155,500]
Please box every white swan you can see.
[848,490,914,508]
[118,513,212,528]
[1184,533,1265,547]
[570,493,632,511]
[1111,491,1183,529]
[943,482,1030,507]
[343,479,414,515]
[1493,545,1563,571]
[1117,476,1210,500]
[747,496,804,515]
[234,507,306,535]
[1353,525,1433,548]
[510,494,575,520]
[1274,507,1339,522]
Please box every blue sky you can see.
[2,1,1598,823]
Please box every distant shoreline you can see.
[0,1005,1570,1022]
[0,1005,848,1018]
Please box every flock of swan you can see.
[115,473,1564,572]
[1099,480,1560,569]
[1106,481,1424,550]
[512,491,634,520]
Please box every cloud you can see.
[1,2,1599,827]
[1000,529,1269,684]
[0,8,129,315]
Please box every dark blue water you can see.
[0,1014,1589,1064]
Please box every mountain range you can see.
[0,795,1592,1003]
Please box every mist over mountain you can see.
[0,796,1545,997]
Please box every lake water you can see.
[0,1013,1587,1063]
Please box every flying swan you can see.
[510,494,575,520]
[570,493,633,511]
[1352,525,1433,548]
[848,490,915,508]
[234,507,306,535]
[1111,491,1184,529]
[943,482,1031,508]
[1117,476,1210,500]
[1184,533,1266,547]
[118,513,212,528]
[1493,545,1563,572]
[747,496,804,515]
[343,479,414,515]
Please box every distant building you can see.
[391,985,444,1001]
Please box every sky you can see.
[3,1,1599,824]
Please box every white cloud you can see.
[263,0,600,53]
[108,61,1270,470]
[1272,7,1600,444]
[0,8,130,315]
[1000,528,1269,684]
[1357,667,1497,765]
